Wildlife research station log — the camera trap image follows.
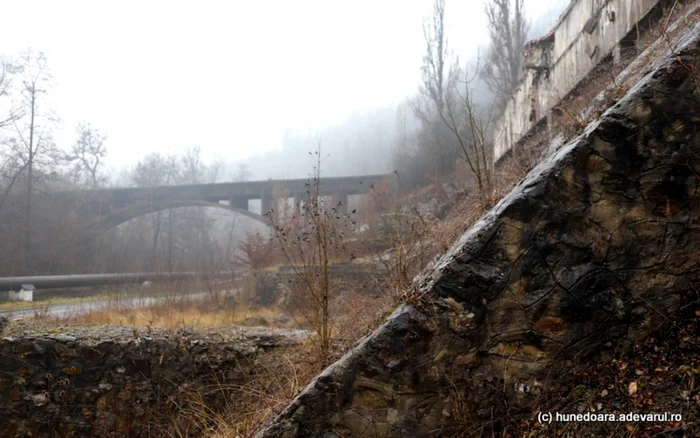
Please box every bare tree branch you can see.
[66,122,108,188]
[482,0,529,112]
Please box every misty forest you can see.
[1,0,700,437]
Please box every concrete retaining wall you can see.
[494,0,661,162]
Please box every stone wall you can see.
[493,0,662,163]
[0,324,303,437]
[257,24,700,437]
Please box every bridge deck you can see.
[66,174,390,203]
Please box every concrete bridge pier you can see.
[229,195,249,210]
[293,193,303,215]
[261,193,273,217]
[332,192,348,215]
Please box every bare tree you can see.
[0,160,28,215]
[234,230,276,305]
[181,145,205,184]
[235,230,273,271]
[131,153,181,271]
[233,162,251,182]
[368,177,431,300]
[206,153,223,183]
[482,0,529,111]
[67,122,107,188]
[410,0,461,177]
[420,0,448,115]
[0,57,19,129]
[131,152,180,188]
[0,57,25,214]
[7,48,59,271]
[102,149,232,274]
[441,60,494,201]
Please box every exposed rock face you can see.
[0,324,304,437]
[257,27,700,437]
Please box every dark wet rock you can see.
[256,26,700,438]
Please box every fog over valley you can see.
[0,0,568,183]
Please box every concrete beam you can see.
[71,175,389,206]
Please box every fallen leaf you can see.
[629,381,638,396]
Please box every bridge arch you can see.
[86,199,268,235]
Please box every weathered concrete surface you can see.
[494,0,662,162]
[0,323,304,437]
[257,26,700,437]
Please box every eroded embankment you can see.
[0,321,304,437]
[256,25,700,438]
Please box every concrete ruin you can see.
[493,0,662,163]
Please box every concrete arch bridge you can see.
[59,175,389,234]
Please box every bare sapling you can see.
[268,143,355,364]
[440,59,495,203]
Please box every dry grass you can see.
[0,293,114,311]
[38,282,394,436]
[195,291,391,438]
[55,299,300,329]
[180,343,321,438]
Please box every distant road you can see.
[0,293,210,320]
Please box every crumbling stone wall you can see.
[0,324,303,437]
[257,26,700,438]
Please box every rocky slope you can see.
[256,24,700,438]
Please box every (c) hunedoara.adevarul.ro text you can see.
[537,412,682,424]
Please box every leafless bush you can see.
[268,145,356,364]
[368,177,432,299]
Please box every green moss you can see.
[568,384,588,400]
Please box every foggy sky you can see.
[0,0,567,178]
